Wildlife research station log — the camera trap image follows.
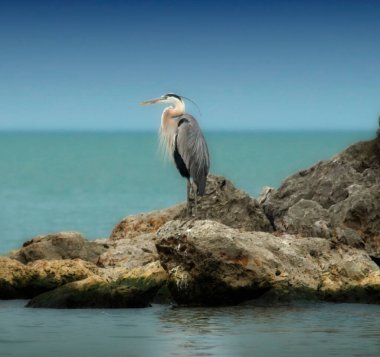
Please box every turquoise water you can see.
[0,301,379,357]
[0,131,374,254]
[1,131,379,357]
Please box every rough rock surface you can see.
[175,175,273,232]
[262,133,380,258]
[97,233,158,271]
[156,220,380,306]
[8,232,109,264]
[111,175,272,242]
[0,257,98,299]
[110,207,183,241]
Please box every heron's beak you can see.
[140,98,162,106]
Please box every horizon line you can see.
[0,128,376,134]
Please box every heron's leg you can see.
[189,182,197,218]
[186,179,192,217]
[193,190,198,218]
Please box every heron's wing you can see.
[176,115,210,195]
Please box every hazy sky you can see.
[0,0,379,131]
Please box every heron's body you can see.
[173,114,209,195]
[141,93,210,215]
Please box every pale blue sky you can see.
[0,0,379,131]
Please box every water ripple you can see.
[0,301,380,356]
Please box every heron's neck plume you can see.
[159,110,176,161]
[158,100,185,160]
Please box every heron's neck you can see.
[159,101,185,159]
[165,101,185,118]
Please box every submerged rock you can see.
[156,220,380,306]
[262,134,380,258]
[8,232,108,264]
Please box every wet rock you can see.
[0,257,97,299]
[156,220,380,306]
[263,135,380,257]
[8,232,108,264]
[117,261,170,303]
[26,274,164,308]
[117,261,168,286]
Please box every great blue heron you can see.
[141,93,210,216]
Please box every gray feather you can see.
[175,114,210,195]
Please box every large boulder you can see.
[262,133,380,258]
[111,175,272,242]
[156,220,380,306]
[0,257,98,299]
[8,232,109,264]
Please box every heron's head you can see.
[140,93,184,106]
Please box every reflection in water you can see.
[157,304,380,357]
[0,301,379,357]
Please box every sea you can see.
[1,131,379,356]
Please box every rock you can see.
[276,199,332,238]
[117,261,168,285]
[175,175,273,232]
[263,136,380,257]
[97,233,159,270]
[8,232,109,264]
[156,220,380,306]
[0,257,97,299]
[111,175,272,242]
[1,229,167,305]
[110,206,183,241]
[258,186,275,205]
[26,272,165,308]
[0,258,30,299]
[117,261,171,304]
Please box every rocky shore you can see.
[1,122,380,308]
